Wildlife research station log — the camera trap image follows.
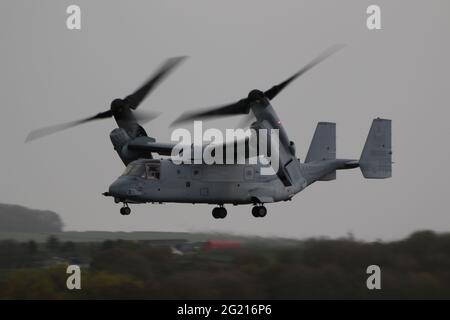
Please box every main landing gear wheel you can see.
[252,205,267,218]
[212,206,227,219]
[120,205,131,216]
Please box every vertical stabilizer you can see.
[359,118,392,178]
[305,122,336,162]
[306,122,336,181]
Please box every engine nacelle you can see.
[110,128,152,165]
[289,141,296,157]
[110,128,130,152]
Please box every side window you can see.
[146,164,160,180]
[176,168,186,179]
[191,167,202,179]
[244,166,254,180]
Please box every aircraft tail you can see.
[306,122,336,180]
[359,118,392,178]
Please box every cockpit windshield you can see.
[122,164,146,178]
[122,162,160,180]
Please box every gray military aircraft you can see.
[27,46,392,219]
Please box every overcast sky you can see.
[1,0,449,240]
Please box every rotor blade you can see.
[124,56,187,109]
[133,110,161,126]
[171,98,250,125]
[235,111,255,129]
[264,44,345,100]
[25,110,112,142]
[172,45,344,125]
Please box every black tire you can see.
[120,207,131,215]
[212,207,220,219]
[252,206,260,218]
[218,207,227,219]
[258,206,267,217]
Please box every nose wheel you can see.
[212,206,227,219]
[252,205,267,218]
[120,204,131,216]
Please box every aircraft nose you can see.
[108,179,125,196]
[108,178,143,198]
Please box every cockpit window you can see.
[122,165,133,176]
[146,164,160,180]
[122,164,146,178]
[122,163,160,180]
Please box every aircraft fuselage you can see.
[107,158,307,205]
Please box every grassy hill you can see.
[0,230,298,245]
[0,230,449,299]
[0,204,63,233]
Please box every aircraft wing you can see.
[127,137,176,156]
[127,136,254,159]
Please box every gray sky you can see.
[1,0,449,240]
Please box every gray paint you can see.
[106,106,390,215]
[1,0,449,240]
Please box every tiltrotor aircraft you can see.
[27,46,392,219]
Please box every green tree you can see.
[45,235,61,252]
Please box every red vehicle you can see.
[203,240,241,250]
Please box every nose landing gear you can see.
[212,206,227,219]
[252,205,267,218]
[120,204,131,215]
